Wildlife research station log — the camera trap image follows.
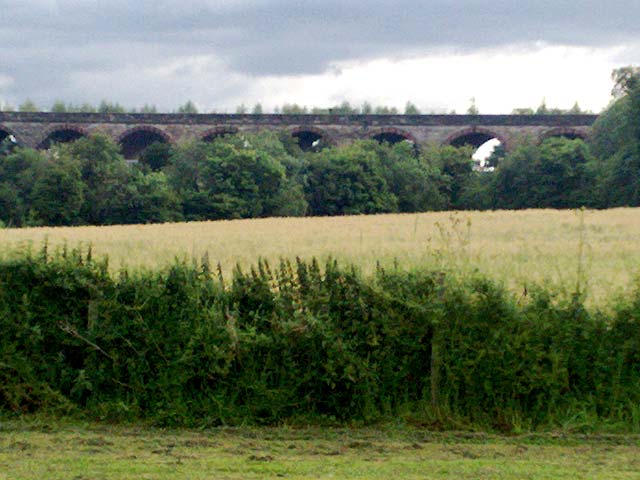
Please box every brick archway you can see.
[289,126,335,151]
[117,125,173,144]
[368,127,418,145]
[200,126,239,141]
[0,124,21,146]
[37,124,89,149]
[540,127,587,142]
[118,126,173,159]
[445,127,507,149]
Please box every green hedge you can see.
[1,248,639,431]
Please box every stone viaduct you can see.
[0,112,598,158]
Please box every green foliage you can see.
[304,142,398,216]
[139,141,173,171]
[97,101,126,114]
[28,154,84,226]
[492,138,597,209]
[590,96,633,160]
[177,101,199,114]
[18,99,38,112]
[139,104,158,114]
[7,84,640,226]
[0,148,47,225]
[404,101,421,115]
[124,171,182,224]
[425,145,475,209]
[50,100,67,113]
[166,136,287,220]
[2,249,640,431]
[467,97,479,115]
[367,141,446,212]
[586,66,640,207]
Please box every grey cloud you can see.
[1,0,639,106]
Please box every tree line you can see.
[0,67,637,228]
[1,98,590,115]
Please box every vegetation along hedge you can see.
[1,246,640,432]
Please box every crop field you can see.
[1,208,640,304]
[1,420,639,480]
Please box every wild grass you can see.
[1,208,639,305]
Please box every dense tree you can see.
[493,138,596,209]
[177,101,199,114]
[123,171,182,224]
[281,103,308,114]
[404,102,421,115]
[139,142,173,172]
[98,100,126,113]
[18,99,38,112]
[590,66,640,207]
[0,148,45,225]
[304,142,398,216]
[0,147,85,226]
[365,141,446,212]
[139,104,158,113]
[28,154,84,226]
[374,105,399,115]
[466,97,479,115]
[6,75,640,227]
[50,100,67,113]
[425,145,475,209]
[62,134,181,224]
[166,136,287,220]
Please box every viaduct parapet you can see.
[0,112,599,158]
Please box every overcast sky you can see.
[1,0,639,113]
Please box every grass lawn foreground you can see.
[1,420,640,479]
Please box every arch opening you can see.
[292,130,326,152]
[38,129,85,150]
[372,132,413,145]
[0,129,17,153]
[544,132,586,142]
[120,129,168,160]
[449,132,503,172]
[202,128,237,142]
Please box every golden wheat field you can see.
[1,208,640,304]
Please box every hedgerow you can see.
[1,247,639,432]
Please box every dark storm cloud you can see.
[1,0,638,105]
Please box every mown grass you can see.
[1,419,640,479]
[1,208,640,305]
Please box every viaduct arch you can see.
[445,127,507,149]
[540,127,587,142]
[0,124,19,145]
[118,126,173,159]
[368,127,417,145]
[37,124,88,150]
[289,126,335,151]
[201,126,239,142]
[0,112,598,157]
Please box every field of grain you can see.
[1,208,640,304]
[1,420,639,480]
